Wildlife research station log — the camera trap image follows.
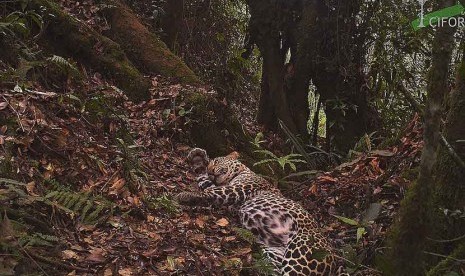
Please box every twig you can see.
[423,251,465,263]
[19,247,50,276]
[25,249,93,272]
[333,254,382,274]
[428,233,465,243]
[396,82,425,114]
[439,133,465,170]
[1,95,24,132]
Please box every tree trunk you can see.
[427,44,465,276]
[33,0,151,102]
[102,1,200,85]
[288,0,324,140]
[257,60,277,128]
[161,0,184,52]
[387,0,456,273]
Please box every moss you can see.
[385,179,433,275]
[427,242,465,276]
[400,167,419,181]
[102,1,200,84]
[32,0,150,102]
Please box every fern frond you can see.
[233,227,255,244]
[252,250,277,275]
[47,55,81,77]
[254,149,278,159]
[44,184,113,225]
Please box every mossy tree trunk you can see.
[32,0,151,102]
[426,43,465,276]
[102,0,200,85]
[387,0,457,274]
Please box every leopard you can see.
[176,148,341,276]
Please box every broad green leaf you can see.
[356,227,366,242]
[332,214,359,226]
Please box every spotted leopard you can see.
[177,148,340,275]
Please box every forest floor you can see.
[0,72,423,275]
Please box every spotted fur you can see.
[177,148,339,275]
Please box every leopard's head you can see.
[207,151,247,185]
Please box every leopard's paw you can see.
[176,192,204,206]
[187,148,209,173]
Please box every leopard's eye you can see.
[218,167,228,174]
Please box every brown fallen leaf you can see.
[216,218,229,227]
[0,102,8,110]
[109,178,125,196]
[195,216,206,228]
[62,250,78,260]
[318,175,337,184]
[103,268,113,276]
[309,184,318,195]
[147,215,155,222]
[26,181,39,196]
[86,248,106,263]
[0,212,15,243]
[118,268,133,276]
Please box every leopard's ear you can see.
[227,151,240,160]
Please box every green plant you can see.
[333,203,382,243]
[251,250,277,275]
[353,131,377,153]
[46,55,81,78]
[0,7,43,38]
[19,233,59,248]
[279,120,338,169]
[43,180,114,225]
[254,150,306,171]
[251,132,266,149]
[147,194,180,216]
[233,227,256,244]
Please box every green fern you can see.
[252,250,278,275]
[47,55,81,78]
[19,233,59,248]
[233,227,256,244]
[254,150,306,171]
[43,184,113,225]
[147,194,180,216]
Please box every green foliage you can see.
[43,181,114,225]
[46,55,81,78]
[354,132,376,153]
[0,8,43,38]
[19,233,59,248]
[254,150,306,171]
[251,132,266,148]
[333,203,381,243]
[146,194,181,216]
[233,227,255,244]
[251,250,277,275]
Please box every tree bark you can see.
[102,1,200,85]
[426,44,465,276]
[388,0,456,273]
[161,0,184,52]
[33,0,151,102]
